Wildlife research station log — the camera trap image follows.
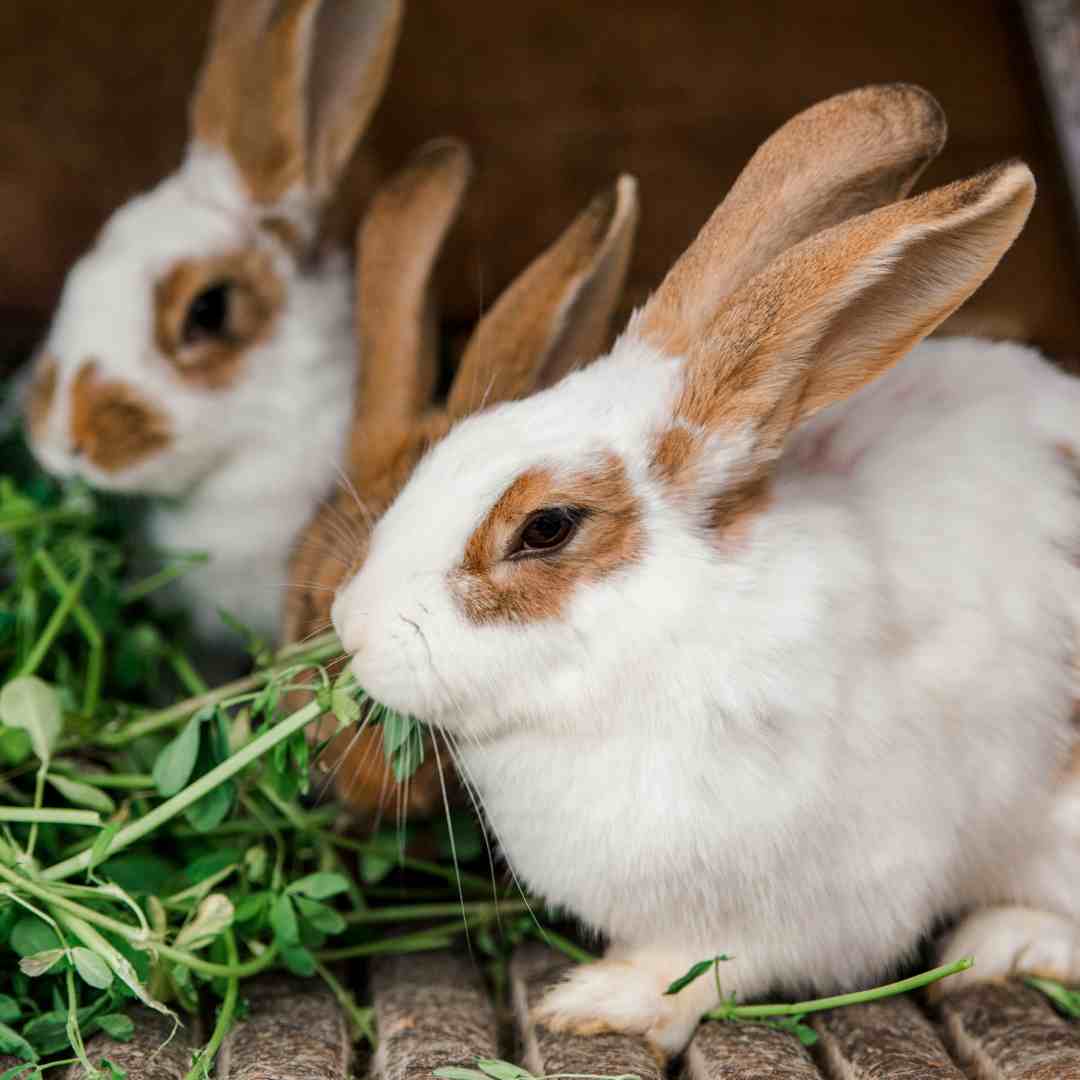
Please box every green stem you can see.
[35,550,104,716]
[327,834,494,894]
[170,807,339,837]
[534,926,597,965]
[18,548,90,677]
[0,508,91,534]
[316,920,474,961]
[183,931,239,1080]
[703,956,975,1022]
[121,555,208,606]
[345,899,530,924]
[314,962,376,1047]
[167,648,209,697]
[42,697,325,882]
[0,807,100,826]
[91,631,341,747]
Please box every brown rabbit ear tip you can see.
[584,174,639,239]
[843,82,948,156]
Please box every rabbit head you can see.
[24,0,402,497]
[284,136,639,811]
[329,85,1035,741]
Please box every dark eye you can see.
[515,507,581,556]
[182,282,231,344]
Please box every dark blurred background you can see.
[2,0,1079,366]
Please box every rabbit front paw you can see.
[936,906,1080,992]
[533,955,713,1057]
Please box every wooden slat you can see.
[216,975,350,1080]
[371,952,498,1080]
[813,996,964,1080]
[62,1006,197,1080]
[939,980,1080,1079]
[683,1019,822,1080]
[510,945,664,1080]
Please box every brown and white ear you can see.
[190,0,401,210]
[446,175,639,420]
[637,83,947,353]
[674,161,1035,460]
[353,138,470,446]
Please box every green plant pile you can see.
[0,425,557,1080]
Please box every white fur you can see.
[335,333,1080,1049]
[28,146,355,643]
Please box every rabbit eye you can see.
[182,282,232,344]
[512,507,584,557]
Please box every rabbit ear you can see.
[305,0,404,202]
[659,163,1033,485]
[190,0,401,210]
[349,138,471,469]
[638,84,946,354]
[446,175,639,421]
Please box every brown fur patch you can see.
[649,424,772,540]
[191,0,316,205]
[26,353,58,438]
[70,360,171,472]
[154,249,283,389]
[452,454,643,625]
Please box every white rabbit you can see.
[331,85,1080,1056]
[23,0,402,644]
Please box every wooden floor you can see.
[1,1,1079,361]
[30,948,1080,1080]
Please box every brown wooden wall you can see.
[1,0,1077,361]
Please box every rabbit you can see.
[283,135,640,815]
[328,81,1080,1057]
[22,0,403,646]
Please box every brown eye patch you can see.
[26,353,59,438]
[452,453,643,625]
[154,250,283,390]
[70,361,172,473]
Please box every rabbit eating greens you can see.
[23,0,402,645]
[331,86,1080,1055]
[283,137,639,815]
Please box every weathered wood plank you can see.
[510,946,664,1080]
[62,1007,197,1080]
[216,975,350,1080]
[812,995,963,1080]
[683,1019,822,1080]
[371,951,498,1080]
[940,980,1080,1079]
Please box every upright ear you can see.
[638,83,946,353]
[190,0,402,211]
[446,175,639,420]
[349,137,471,476]
[665,162,1034,467]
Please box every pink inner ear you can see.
[451,454,644,625]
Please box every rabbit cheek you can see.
[153,251,284,390]
[69,361,171,473]
[452,455,644,625]
[26,353,59,440]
